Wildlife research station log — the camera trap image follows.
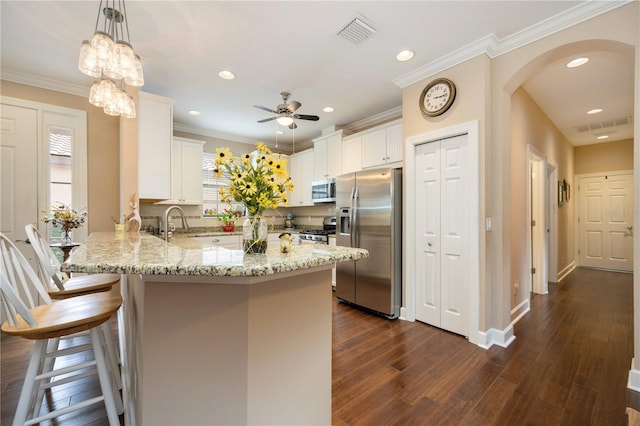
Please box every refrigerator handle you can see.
[351,187,359,248]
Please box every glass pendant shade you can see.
[78,40,101,78]
[103,100,121,116]
[90,32,114,69]
[124,55,144,86]
[88,81,104,107]
[121,96,137,118]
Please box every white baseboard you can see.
[477,324,516,350]
[399,306,412,321]
[557,261,576,282]
[629,358,640,392]
[511,298,531,325]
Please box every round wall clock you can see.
[419,78,457,117]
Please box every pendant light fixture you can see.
[79,0,143,118]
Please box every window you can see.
[202,152,245,217]
[48,127,72,241]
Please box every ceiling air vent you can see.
[576,116,632,132]
[337,16,376,45]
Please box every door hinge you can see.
[531,219,536,226]
[531,267,536,274]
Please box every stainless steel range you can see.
[299,217,336,245]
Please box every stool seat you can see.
[2,289,122,340]
[47,273,120,299]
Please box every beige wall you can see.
[510,87,574,309]
[0,80,120,233]
[574,139,634,175]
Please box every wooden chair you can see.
[0,233,124,425]
[25,224,120,299]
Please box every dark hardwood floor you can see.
[2,267,633,425]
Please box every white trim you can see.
[392,1,630,88]
[629,359,640,392]
[526,145,548,295]
[547,161,559,282]
[341,106,402,134]
[557,261,576,282]
[477,325,516,350]
[1,96,88,242]
[511,298,531,326]
[404,120,480,346]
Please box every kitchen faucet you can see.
[163,206,190,241]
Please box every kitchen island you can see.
[62,232,368,426]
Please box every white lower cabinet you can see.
[329,235,337,288]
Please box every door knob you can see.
[627,225,633,231]
[428,242,432,247]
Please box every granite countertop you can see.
[61,232,368,277]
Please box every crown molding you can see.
[342,105,403,133]
[173,122,256,144]
[392,0,631,89]
[1,68,91,97]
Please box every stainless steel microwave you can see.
[311,178,336,203]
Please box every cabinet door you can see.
[313,138,328,180]
[288,154,302,206]
[386,123,403,164]
[138,92,173,199]
[361,129,387,169]
[326,133,342,178]
[341,136,362,174]
[180,141,204,202]
[299,150,314,205]
[171,139,182,201]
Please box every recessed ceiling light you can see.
[596,135,609,140]
[275,130,284,135]
[396,49,414,62]
[218,70,235,80]
[587,108,603,115]
[188,110,201,116]
[322,106,334,113]
[566,57,589,68]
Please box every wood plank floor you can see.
[2,267,633,425]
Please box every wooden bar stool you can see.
[25,224,120,299]
[1,233,124,425]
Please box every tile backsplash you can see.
[139,202,338,232]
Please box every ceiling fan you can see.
[254,91,319,129]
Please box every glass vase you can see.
[242,215,268,254]
[61,228,73,245]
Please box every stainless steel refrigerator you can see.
[335,168,402,319]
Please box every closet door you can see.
[415,134,469,336]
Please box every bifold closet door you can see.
[415,134,469,337]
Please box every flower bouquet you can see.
[214,143,293,253]
[41,203,87,244]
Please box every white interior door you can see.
[579,173,634,272]
[1,103,39,263]
[415,134,469,336]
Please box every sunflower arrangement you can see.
[214,142,293,216]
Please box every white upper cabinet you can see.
[313,131,343,180]
[137,91,174,199]
[361,120,403,169]
[288,149,314,206]
[341,135,362,174]
[170,137,205,204]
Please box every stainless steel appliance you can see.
[311,178,336,203]
[336,168,401,319]
[299,217,336,244]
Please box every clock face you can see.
[419,78,456,117]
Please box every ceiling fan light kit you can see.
[78,0,143,118]
[255,91,320,131]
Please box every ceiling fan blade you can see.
[257,117,276,123]
[287,101,301,112]
[293,114,320,121]
[288,122,298,130]
[254,105,277,114]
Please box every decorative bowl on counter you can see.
[221,224,235,232]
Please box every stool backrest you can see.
[24,224,68,290]
[0,233,51,327]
